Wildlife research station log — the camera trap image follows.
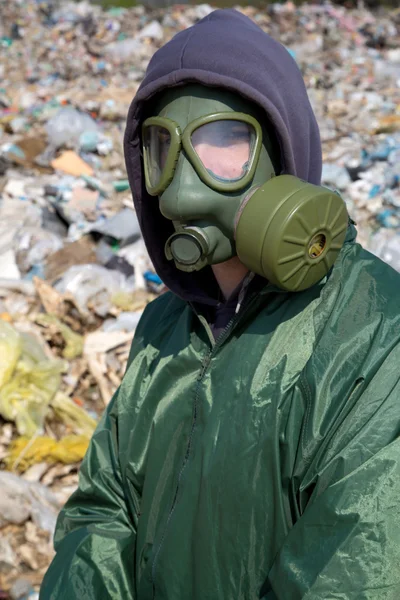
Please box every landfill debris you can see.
[0,322,21,388]
[0,538,16,574]
[46,107,100,150]
[84,329,134,355]
[0,472,60,534]
[0,0,399,595]
[89,207,141,245]
[44,238,97,282]
[34,314,84,360]
[51,151,94,177]
[113,180,130,193]
[9,578,38,600]
[50,392,98,439]
[54,264,136,316]
[103,311,144,333]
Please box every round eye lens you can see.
[191,120,254,182]
[143,125,171,189]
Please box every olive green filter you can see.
[235,175,348,291]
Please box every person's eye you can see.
[226,129,249,142]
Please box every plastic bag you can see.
[51,391,97,438]
[0,321,22,387]
[0,326,66,437]
[55,264,134,316]
[46,107,100,149]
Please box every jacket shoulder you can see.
[315,241,400,349]
[129,290,188,354]
[340,242,400,315]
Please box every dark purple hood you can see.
[124,8,322,304]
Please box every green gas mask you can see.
[142,85,348,292]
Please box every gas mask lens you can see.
[191,120,255,182]
[143,125,171,189]
[142,113,262,196]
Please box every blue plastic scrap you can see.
[144,271,163,285]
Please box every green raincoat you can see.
[40,223,400,599]
[40,9,400,600]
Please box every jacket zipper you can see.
[150,293,261,598]
[151,351,210,597]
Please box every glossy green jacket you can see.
[40,224,400,599]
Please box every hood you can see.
[124,8,323,305]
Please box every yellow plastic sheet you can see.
[0,323,66,436]
[4,435,91,472]
[0,320,22,388]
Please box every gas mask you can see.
[142,85,347,292]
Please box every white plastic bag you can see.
[46,107,100,149]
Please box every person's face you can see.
[191,120,252,181]
[141,84,277,272]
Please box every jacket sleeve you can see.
[265,350,400,600]
[39,389,137,599]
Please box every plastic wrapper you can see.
[0,325,66,437]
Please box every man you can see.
[40,9,400,599]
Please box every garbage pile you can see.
[0,0,399,596]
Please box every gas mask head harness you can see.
[141,84,348,292]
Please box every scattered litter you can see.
[9,578,37,600]
[113,180,130,193]
[0,471,60,534]
[84,330,134,355]
[44,238,97,282]
[46,107,100,150]
[50,392,97,439]
[54,264,136,316]
[34,315,84,360]
[51,151,94,177]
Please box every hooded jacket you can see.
[40,10,400,600]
